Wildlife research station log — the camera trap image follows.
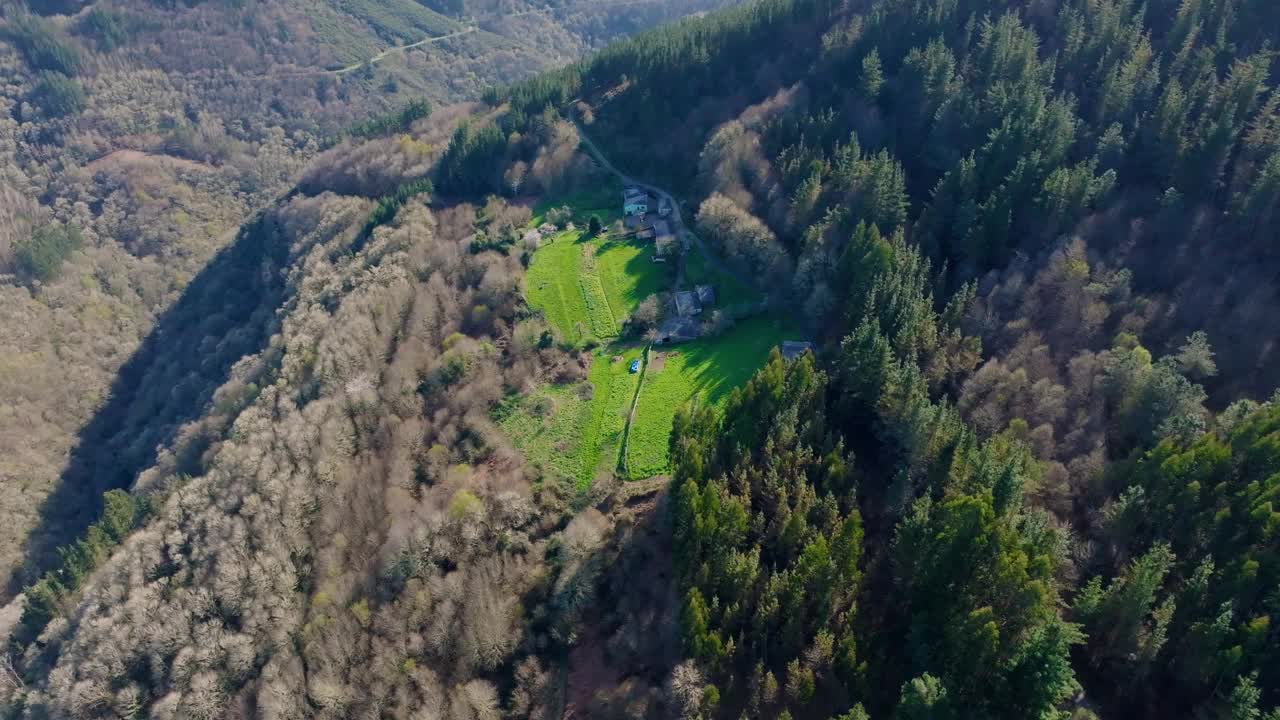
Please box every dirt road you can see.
[571,122,758,295]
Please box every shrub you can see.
[448,489,483,519]
[13,222,83,283]
[30,71,86,118]
[4,14,83,75]
[344,98,431,140]
[78,7,131,51]
[15,490,143,646]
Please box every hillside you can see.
[490,0,1280,717]
[0,0,744,596]
[3,0,1280,718]
[1,106,690,717]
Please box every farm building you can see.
[655,220,676,245]
[695,284,715,305]
[780,341,814,360]
[623,187,650,216]
[674,290,701,316]
[655,316,699,344]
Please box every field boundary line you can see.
[617,344,650,478]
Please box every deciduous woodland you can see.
[3,0,1280,718]
[0,0,749,600]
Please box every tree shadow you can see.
[667,315,787,406]
[5,211,291,598]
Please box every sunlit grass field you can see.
[625,315,788,478]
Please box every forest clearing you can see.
[504,187,791,488]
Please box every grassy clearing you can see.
[579,271,617,338]
[525,231,593,344]
[526,230,672,345]
[512,181,781,489]
[597,237,669,316]
[531,178,624,227]
[626,315,788,479]
[498,347,643,488]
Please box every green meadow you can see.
[504,187,796,487]
[625,315,788,479]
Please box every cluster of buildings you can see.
[674,284,716,316]
[624,187,680,261]
[623,187,670,219]
[623,186,722,344]
[618,186,813,354]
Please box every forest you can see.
[0,0,746,607]
[488,0,1280,717]
[2,0,1280,718]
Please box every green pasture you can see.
[625,315,788,479]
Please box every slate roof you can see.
[780,340,814,360]
[674,290,701,316]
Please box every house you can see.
[695,284,715,306]
[623,187,650,216]
[656,316,699,344]
[674,290,701,316]
[780,341,814,361]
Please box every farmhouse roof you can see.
[674,290,701,316]
[657,316,699,343]
[780,340,814,360]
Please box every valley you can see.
[0,0,749,598]
[5,0,1280,717]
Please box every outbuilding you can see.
[780,341,814,360]
[623,187,650,216]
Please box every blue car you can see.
[629,359,641,373]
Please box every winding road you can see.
[570,122,759,296]
[268,0,698,80]
[331,27,478,75]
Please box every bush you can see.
[436,122,507,196]
[13,222,83,283]
[344,98,431,140]
[78,8,132,52]
[30,71,86,118]
[15,490,143,647]
[4,14,83,75]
